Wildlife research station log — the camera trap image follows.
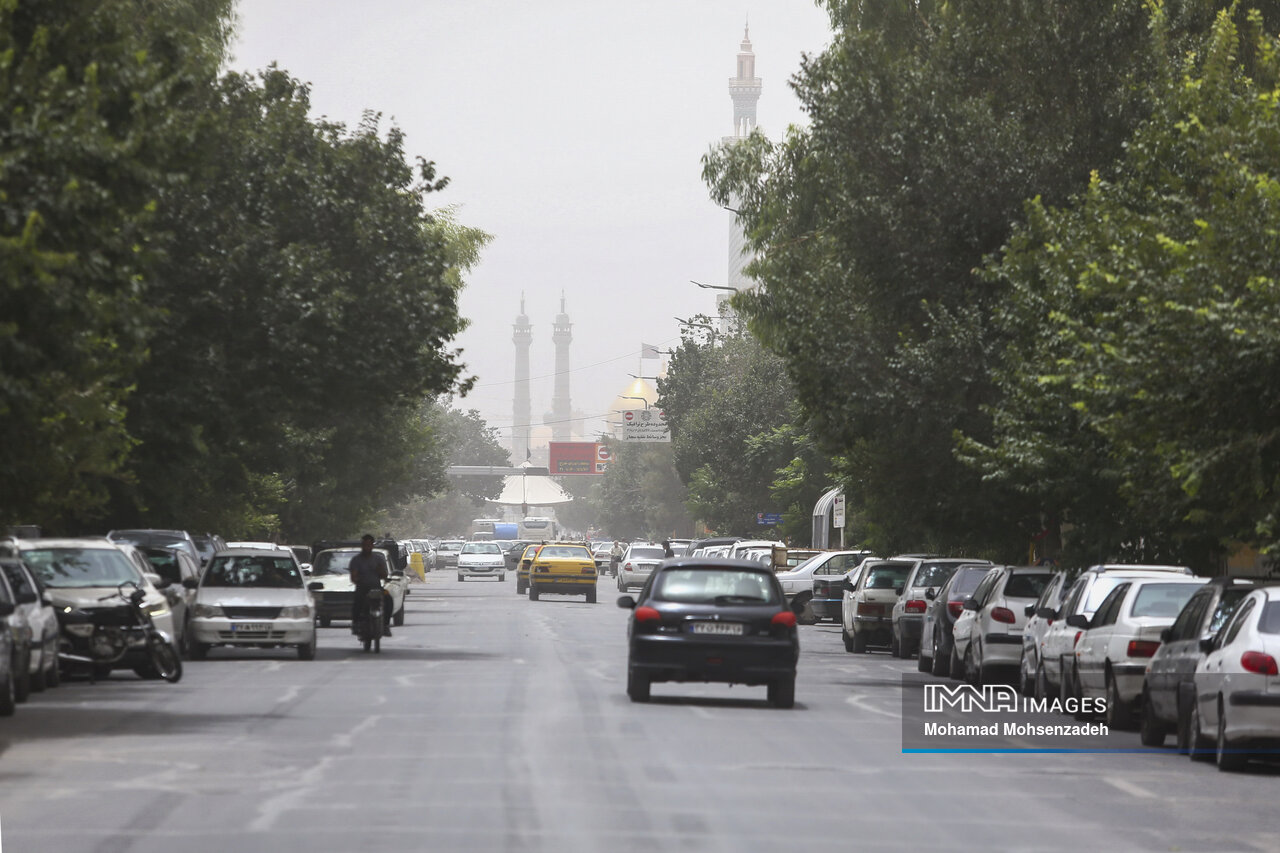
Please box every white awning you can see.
[489,472,575,507]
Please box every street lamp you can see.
[620,395,651,410]
[690,280,741,293]
[628,373,661,381]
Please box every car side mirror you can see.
[616,595,636,609]
[15,590,37,605]
[893,584,905,595]
[924,588,937,601]
[1065,614,1090,630]
[144,571,168,589]
[1036,607,1058,620]
[1199,637,1216,654]
[962,598,980,611]
[307,582,324,592]
[1024,604,1036,618]
[300,563,312,575]
[181,577,199,590]
[841,580,856,593]
[1160,628,1172,643]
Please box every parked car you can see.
[951,565,1055,685]
[457,541,507,581]
[1141,577,1263,748]
[0,568,31,702]
[728,540,786,569]
[810,555,873,623]
[107,529,202,568]
[134,545,202,654]
[617,558,801,707]
[0,575,17,714]
[891,558,983,658]
[1185,585,1280,771]
[917,564,998,676]
[1068,576,1207,728]
[842,557,914,653]
[784,551,871,623]
[307,542,408,628]
[435,540,465,570]
[1039,564,1193,702]
[1020,570,1072,696]
[9,538,177,679]
[616,543,667,593]
[187,548,317,660]
[191,533,226,567]
[0,558,60,691]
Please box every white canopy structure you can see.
[489,463,574,508]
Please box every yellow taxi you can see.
[528,542,598,603]
[514,543,542,596]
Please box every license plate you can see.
[691,622,744,636]
[230,623,269,632]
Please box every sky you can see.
[230,1,834,454]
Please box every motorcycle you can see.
[57,581,183,683]
[356,587,385,654]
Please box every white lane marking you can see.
[689,706,716,720]
[845,694,900,720]
[276,686,299,705]
[1105,777,1155,799]
[513,658,526,665]
[249,756,334,832]
[261,661,284,674]
[331,714,382,750]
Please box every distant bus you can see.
[471,518,500,539]
[518,516,557,541]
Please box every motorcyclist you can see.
[609,540,624,577]
[349,534,391,637]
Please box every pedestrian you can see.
[609,540,624,576]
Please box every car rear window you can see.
[1131,583,1202,619]
[629,548,665,560]
[311,550,357,576]
[143,550,184,585]
[651,568,780,605]
[538,546,591,559]
[949,567,992,599]
[913,563,958,589]
[864,564,910,590]
[1004,573,1053,600]
[1256,601,1280,635]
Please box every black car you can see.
[917,563,996,677]
[1140,577,1271,749]
[617,558,802,708]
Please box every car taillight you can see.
[581,568,594,574]
[624,562,633,572]
[857,602,880,616]
[1127,640,1161,658]
[947,601,964,619]
[771,611,797,628]
[905,599,927,614]
[991,607,1016,624]
[1241,651,1279,676]
[634,606,661,622]
[1072,631,1083,648]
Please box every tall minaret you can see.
[549,293,573,442]
[723,21,761,324]
[512,295,532,462]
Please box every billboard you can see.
[548,442,610,475]
[619,409,670,443]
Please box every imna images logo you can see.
[922,683,1107,716]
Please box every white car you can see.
[0,558,60,692]
[435,540,465,570]
[457,541,506,581]
[952,565,1056,685]
[1038,564,1193,701]
[728,540,785,568]
[188,549,317,660]
[1069,576,1207,728]
[1186,586,1280,771]
[890,557,986,658]
[616,543,666,592]
[1020,571,1071,697]
[842,558,914,653]
[308,547,408,628]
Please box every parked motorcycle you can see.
[57,581,183,683]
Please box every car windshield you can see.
[863,564,910,590]
[1130,583,1202,619]
[1,564,35,600]
[913,563,959,589]
[311,550,358,576]
[538,546,591,559]
[1082,577,1126,614]
[1259,601,1280,634]
[651,568,781,605]
[203,556,302,588]
[1005,573,1054,599]
[628,547,665,560]
[462,543,502,555]
[23,547,141,589]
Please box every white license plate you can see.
[691,622,744,636]
[230,623,270,632]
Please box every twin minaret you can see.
[511,293,573,462]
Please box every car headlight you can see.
[192,604,221,618]
[280,605,311,619]
[146,602,171,618]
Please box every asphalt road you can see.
[0,573,1276,853]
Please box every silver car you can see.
[0,558,60,693]
[616,544,666,592]
[188,549,317,660]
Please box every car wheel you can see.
[965,643,981,686]
[1215,699,1246,772]
[1035,661,1049,702]
[1018,658,1034,697]
[393,606,405,627]
[1071,665,1095,721]
[917,641,932,672]
[457,574,464,582]
[529,586,540,601]
[93,663,113,681]
[852,629,868,654]
[0,669,14,717]
[1058,657,1074,705]
[1105,669,1133,730]
[889,629,901,658]
[319,617,331,628]
[768,675,796,709]
[190,642,209,661]
[46,653,60,688]
[1139,689,1167,747]
[516,580,526,595]
[843,627,857,653]
[297,639,316,661]
[931,633,951,678]
[31,651,47,693]
[794,594,817,626]
[627,669,650,703]
[1189,699,1213,762]
[13,652,30,703]
[949,641,965,682]
[586,588,597,604]
[499,574,506,581]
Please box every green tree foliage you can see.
[595,441,693,541]
[703,0,1278,558]
[0,0,231,528]
[971,6,1280,563]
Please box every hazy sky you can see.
[230,1,833,451]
